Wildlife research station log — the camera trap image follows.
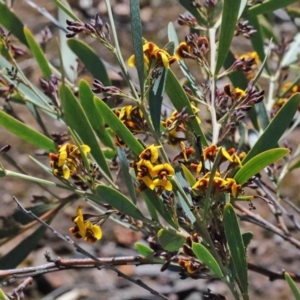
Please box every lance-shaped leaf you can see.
[143,189,177,228]
[215,0,241,74]
[58,2,78,82]
[246,0,298,16]
[135,243,154,258]
[165,69,208,146]
[95,185,144,220]
[0,3,27,46]
[0,225,47,269]
[0,111,56,152]
[224,203,248,296]
[245,14,270,75]
[59,84,112,178]
[24,27,52,80]
[234,148,289,185]
[158,229,185,252]
[192,242,224,278]
[67,39,111,86]
[93,96,144,156]
[149,67,167,134]
[130,0,144,97]
[243,93,300,164]
[79,80,114,149]
[117,147,137,204]
[285,272,300,300]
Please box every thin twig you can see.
[12,197,169,300]
[9,277,33,300]
[248,263,300,282]
[234,203,300,250]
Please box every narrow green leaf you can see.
[224,203,248,295]
[117,147,137,204]
[79,81,114,149]
[235,148,289,185]
[143,189,177,229]
[0,3,27,46]
[285,272,300,300]
[0,225,47,269]
[178,0,208,27]
[168,22,205,102]
[243,93,300,164]
[135,242,154,258]
[281,32,300,67]
[58,2,78,82]
[157,229,185,252]
[181,164,196,187]
[95,185,144,220]
[242,232,253,249]
[59,84,112,178]
[24,27,52,80]
[289,159,300,172]
[52,0,81,22]
[192,242,224,278]
[93,96,144,156]
[165,69,208,146]
[149,67,167,134]
[215,0,241,74]
[142,191,160,224]
[0,288,9,300]
[247,0,298,16]
[67,39,111,86]
[0,111,56,151]
[130,0,144,97]
[246,14,270,75]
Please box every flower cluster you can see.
[114,105,147,147]
[162,105,200,146]
[49,143,90,179]
[191,144,245,198]
[134,145,175,193]
[128,41,177,69]
[69,206,102,243]
[234,51,259,78]
[175,34,209,61]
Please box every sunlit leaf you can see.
[135,242,154,258]
[24,27,52,80]
[67,39,111,86]
[79,80,114,149]
[0,111,56,151]
[0,3,27,45]
[215,0,241,74]
[243,93,300,164]
[192,242,224,278]
[235,148,289,185]
[59,84,112,178]
[285,272,300,300]
[165,69,208,146]
[94,185,145,220]
[58,2,78,82]
[93,96,144,156]
[157,229,185,252]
